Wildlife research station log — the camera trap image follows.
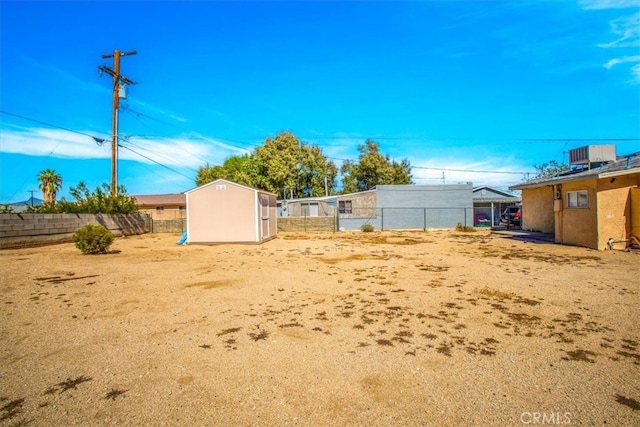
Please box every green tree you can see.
[195,132,337,198]
[251,131,302,197]
[195,154,253,187]
[340,140,412,193]
[532,160,569,180]
[195,164,225,187]
[298,144,338,197]
[38,169,62,206]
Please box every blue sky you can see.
[1,0,639,203]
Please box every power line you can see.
[119,137,201,174]
[4,109,635,180]
[118,144,194,181]
[411,166,531,175]
[0,110,107,143]
[0,110,196,188]
[206,135,640,146]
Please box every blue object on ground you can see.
[177,231,187,245]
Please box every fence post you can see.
[381,208,384,231]
[464,208,467,228]
[423,208,426,231]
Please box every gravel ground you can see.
[1,230,639,426]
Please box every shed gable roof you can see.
[185,179,276,196]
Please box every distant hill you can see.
[2,197,43,212]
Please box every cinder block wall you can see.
[150,219,186,233]
[0,213,151,249]
[277,216,336,232]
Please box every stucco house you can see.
[510,150,639,250]
[186,179,277,244]
[279,184,474,230]
[135,193,186,221]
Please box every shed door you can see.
[260,195,270,239]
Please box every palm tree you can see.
[38,169,62,206]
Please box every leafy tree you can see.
[196,132,338,199]
[532,160,570,180]
[251,131,302,197]
[340,140,412,193]
[38,169,62,206]
[195,154,253,187]
[297,144,338,197]
[195,164,224,187]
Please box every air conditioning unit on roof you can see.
[569,145,616,166]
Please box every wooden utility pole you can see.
[98,49,136,196]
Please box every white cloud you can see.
[597,12,640,48]
[631,63,640,80]
[604,55,640,68]
[579,0,640,10]
[0,127,249,168]
[587,7,640,82]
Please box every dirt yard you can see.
[1,230,639,426]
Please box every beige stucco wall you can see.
[558,180,598,249]
[187,182,258,243]
[597,174,639,250]
[520,171,639,250]
[521,186,554,233]
[632,187,640,240]
[140,207,185,221]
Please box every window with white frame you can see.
[567,190,588,208]
[338,200,352,214]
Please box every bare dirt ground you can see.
[1,230,639,426]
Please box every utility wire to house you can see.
[0,110,109,144]
[117,144,194,181]
[0,109,196,188]
[3,109,638,189]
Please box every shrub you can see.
[455,222,476,232]
[73,224,114,254]
[361,223,375,233]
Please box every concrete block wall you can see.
[0,213,151,249]
[150,218,186,233]
[277,216,336,233]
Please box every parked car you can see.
[501,205,521,226]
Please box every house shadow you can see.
[492,230,555,244]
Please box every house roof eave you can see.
[511,165,640,190]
